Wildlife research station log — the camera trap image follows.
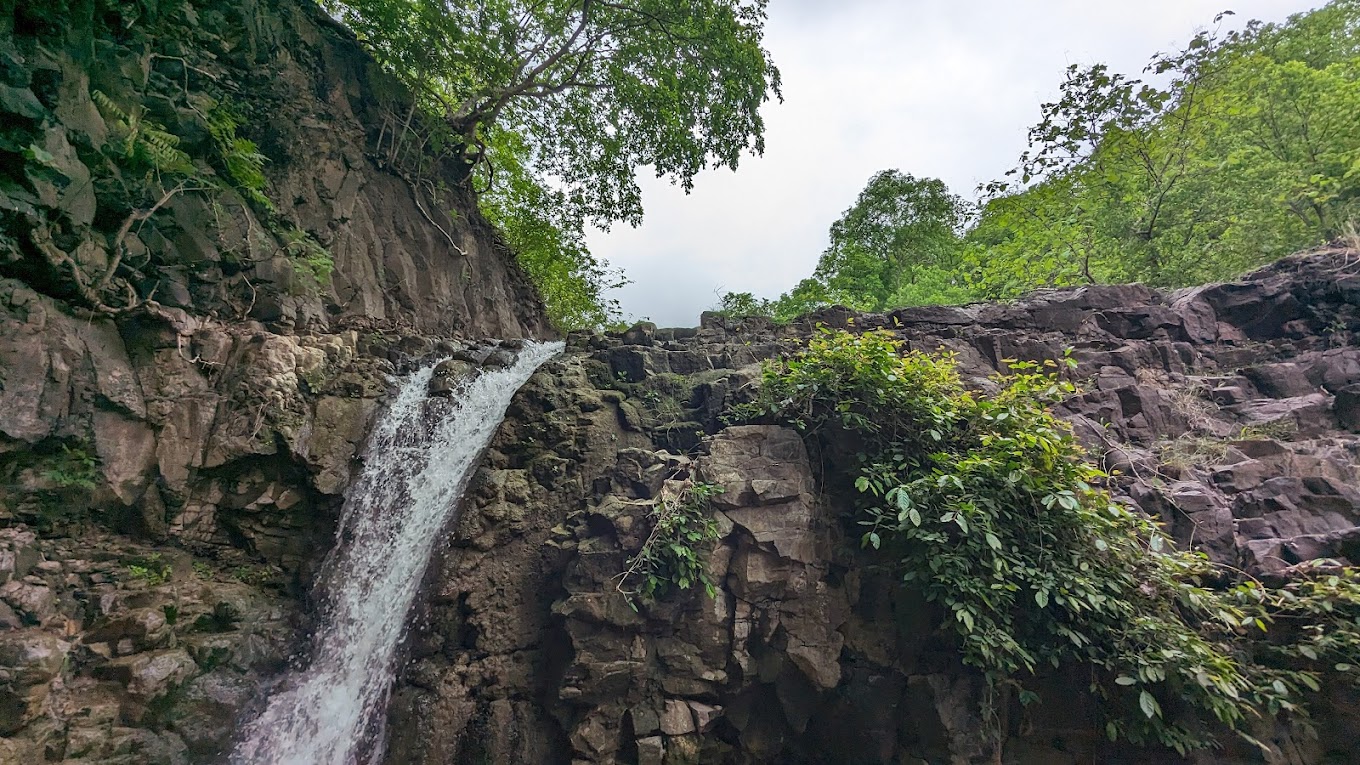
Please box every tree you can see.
[326,0,781,228]
[811,170,968,310]
[479,127,627,330]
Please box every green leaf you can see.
[1139,691,1161,719]
[1115,676,1137,686]
[985,532,1002,551]
[855,476,870,493]
[895,489,913,511]
[1035,590,1049,609]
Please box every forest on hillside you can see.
[719,1,1360,322]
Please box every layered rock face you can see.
[385,250,1360,765]
[0,526,295,762]
[0,0,550,760]
[1,0,551,557]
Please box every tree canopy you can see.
[326,0,782,329]
[967,2,1360,296]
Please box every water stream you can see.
[230,341,562,765]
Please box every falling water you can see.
[230,341,562,765]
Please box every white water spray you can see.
[231,341,562,765]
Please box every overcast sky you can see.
[584,0,1327,327]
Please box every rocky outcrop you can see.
[0,526,297,763]
[385,249,1360,765]
[0,0,555,577]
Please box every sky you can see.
[584,0,1328,327]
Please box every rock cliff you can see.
[384,249,1360,765]
[0,0,549,760]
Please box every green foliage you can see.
[40,445,100,491]
[203,100,272,209]
[91,92,268,205]
[739,328,1360,754]
[617,480,724,606]
[712,291,776,320]
[325,0,780,327]
[126,554,172,586]
[327,0,780,226]
[813,171,972,311]
[967,2,1360,297]
[229,564,276,588]
[281,227,335,287]
[742,2,1360,314]
[479,127,625,330]
[718,171,980,319]
[92,90,195,178]
[713,278,836,323]
[89,88,337,297]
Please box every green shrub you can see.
[41,444,100,490]
[737,327,1360,755]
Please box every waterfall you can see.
[230,341,563,765]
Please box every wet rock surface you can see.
[386,250,1360,765]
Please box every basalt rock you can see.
[0,526,298,763]
[387,250,1360,765]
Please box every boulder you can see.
[429,359,478,396]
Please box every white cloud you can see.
[587,0,1327,327]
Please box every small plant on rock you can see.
[616,480,724,607]
[126,554,172,586]
[41,444,100,490]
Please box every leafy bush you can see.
[204,100,272,209]
[738,328,1360,755]
[281,227,335,287]
[617,480,724,606]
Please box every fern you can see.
[92,89,193,175]
[205,101,273,209]
[283,227,334,285]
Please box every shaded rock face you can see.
[0,278,386,577]
[386,250,1360,765]
[0,324,546,763]
[0,0,554,583]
